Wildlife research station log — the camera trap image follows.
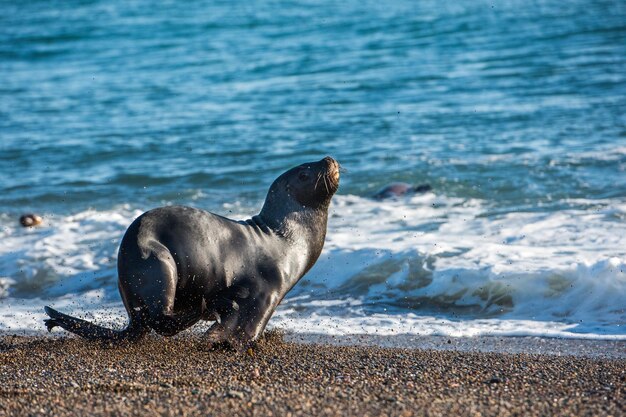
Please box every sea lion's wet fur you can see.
[45,157,340,346]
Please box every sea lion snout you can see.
[322,156,340,187]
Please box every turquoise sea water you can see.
[1,0,625,338]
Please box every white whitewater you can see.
[1,193,625,339]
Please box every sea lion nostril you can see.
[322,156,338,169]
[321,156,337,169]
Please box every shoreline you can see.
[1,333,624,416]
[3,329,624,358]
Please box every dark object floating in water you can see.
[372,182,432,200]
[19,214,43,227]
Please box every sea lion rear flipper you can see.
[44,317,60,332]
[43,305,147,342]
[44,306,68,320]
[44,305,106,337]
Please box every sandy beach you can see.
[1,332,623,417]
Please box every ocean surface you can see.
[1,0,625,339]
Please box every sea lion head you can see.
[260,157,340,228]
[283,156,340,209]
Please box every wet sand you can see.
[1,333,624,416]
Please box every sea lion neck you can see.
[257,206,329,277]
[258,203,329,244]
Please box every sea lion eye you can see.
[298,172,310,181]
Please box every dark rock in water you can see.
[19,214,43,227]
[372,182,432,200]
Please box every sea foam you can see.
[1,194,624,339]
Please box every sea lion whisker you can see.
[322,174,330,193]
[314,171,323,190]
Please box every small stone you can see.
[227,390,245,400]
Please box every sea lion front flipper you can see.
[209,288,279,346]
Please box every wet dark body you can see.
[45,157,340,345]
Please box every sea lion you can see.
[372,182,432,200]
[19,213,43,227]
[44,157,340,346]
